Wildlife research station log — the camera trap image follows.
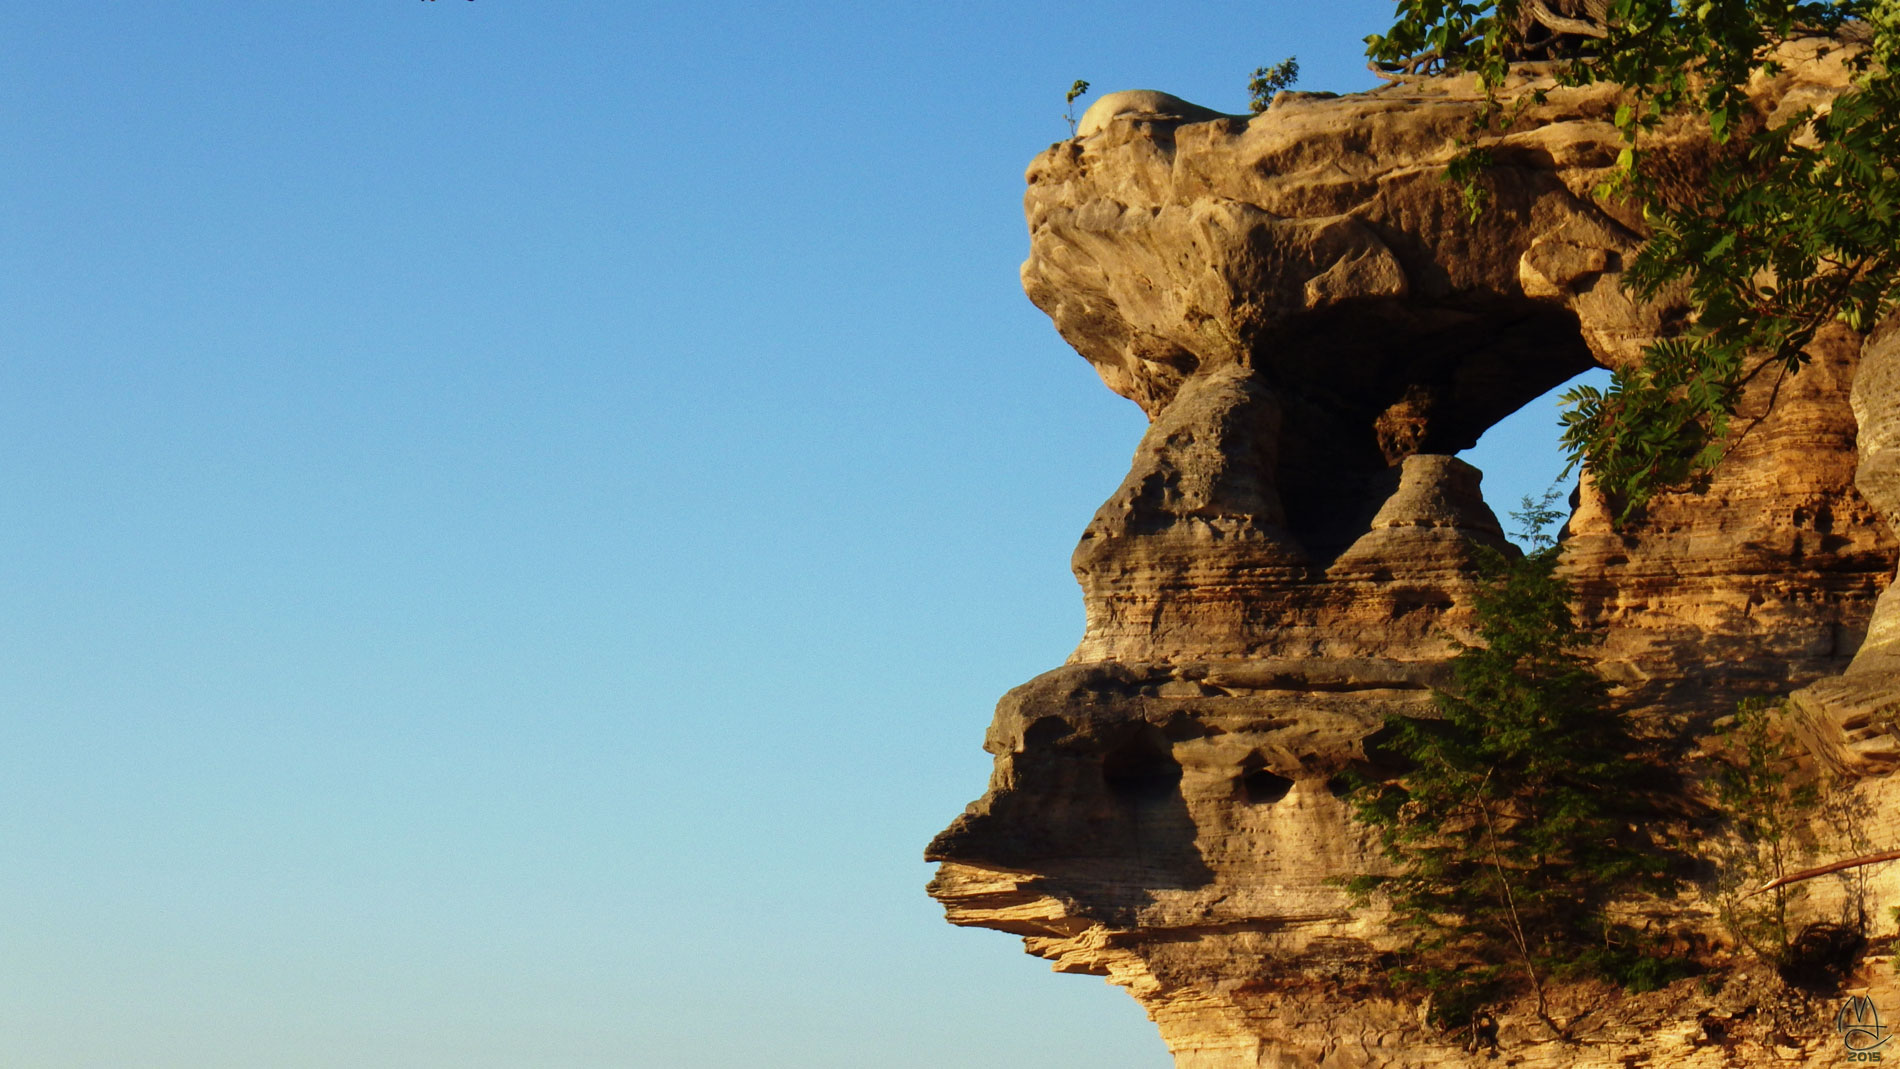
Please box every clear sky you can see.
[0,4,1596,1067]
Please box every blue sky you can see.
[0,4,1594,1067]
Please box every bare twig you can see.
[1710,256,1872,465]
[1707,351,1795,467]
[1475,772,1562,1037]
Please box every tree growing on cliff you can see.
[1064,79,1090,136]
[1247,57,1300,112]
[1345,494,1683,1031]
[1367,1,1900,515]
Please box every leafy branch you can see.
[1369,1,1900,515]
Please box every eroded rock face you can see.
[931,39,1900,1069]
[1849,321,1900,671]
[1793,321,1900,774]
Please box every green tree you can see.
[1346,494,1681,1031]
[1064,79,1091,136]
[1248,57,1300,112]
[1368,1,1900,514]
[1706,699,1823,966]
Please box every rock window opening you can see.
[1264,304,1602,564]
[1457,366,1613,550]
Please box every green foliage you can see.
[1248,57,1300,112]
[1443,144,1498,222]
[1562,66,1900,513]
[1370,1,1900,515]
[1366,0,1517,84]
[1064,79,1091,136]
[1706,699,1823,965]
[1508,486,1567,547]
[1346,493,1682,1028]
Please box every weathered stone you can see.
[933,38,1900,1069]
[1852,320,1900,672]
[1790,319,1900,774]
[1075,90,1233,139]
[1328,454,1510,578]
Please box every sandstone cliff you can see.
[930,39,1900,1068]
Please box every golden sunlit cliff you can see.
[930,40,1900,1067]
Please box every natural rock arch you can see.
[931,57,1898,1068]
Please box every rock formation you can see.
[929,39,1900,1068]
[1794,322,1900,775]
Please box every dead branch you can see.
[1526,0,1610,38]
[1368,51,1447,80]
[1742,849,1900,899]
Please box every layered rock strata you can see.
[1794,321,1900,773]
[930,40,1899,1068]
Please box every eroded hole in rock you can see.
[1241,769,1295,804]
[1458,365,1614,548]
[1101,727,1182,800]
[1022,716,1072,749]
[1266,302,1601,562]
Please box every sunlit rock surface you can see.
[931,38,1900,1068]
